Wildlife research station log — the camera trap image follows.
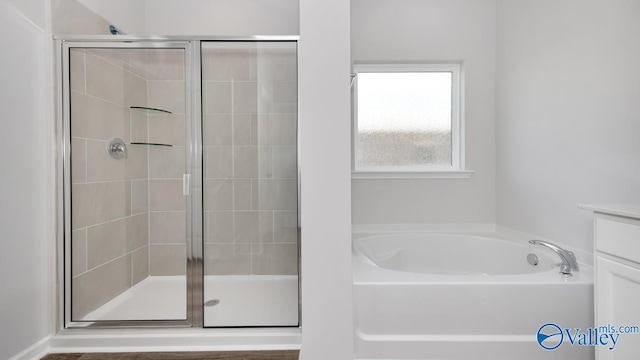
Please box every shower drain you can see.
[205,299,220,307]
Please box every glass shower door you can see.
[66,44,191,324]
[201,41,299,327]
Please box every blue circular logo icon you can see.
[537,323,563,350]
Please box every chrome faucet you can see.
[529,240,579,275]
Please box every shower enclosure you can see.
[58,38,299,328]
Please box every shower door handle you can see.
[183,174,191,196]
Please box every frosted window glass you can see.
[356,72,452,168]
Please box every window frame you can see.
[351,63,472,179]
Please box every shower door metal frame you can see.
[57,39,200,328]
[56,36,301,330]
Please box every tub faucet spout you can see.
[529,240,579,275]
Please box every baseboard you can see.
[8,336,50,360]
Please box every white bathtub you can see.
[353,231,594,360]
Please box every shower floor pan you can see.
[80,275,299,327]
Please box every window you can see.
[352,63,470,178]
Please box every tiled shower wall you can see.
[202,42,298,276]
[70,44,296,318]
[144,49,187,277]
[70,49,150,319]
[70,48,186,319]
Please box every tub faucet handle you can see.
[529,240,579,275]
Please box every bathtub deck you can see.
[81,275,298,326]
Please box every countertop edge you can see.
[579,203,640,220]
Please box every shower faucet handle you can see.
[108,137,128,160]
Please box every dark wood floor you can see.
[41,351,299,360]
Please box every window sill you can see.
[351,170,475,180]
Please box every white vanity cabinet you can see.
[584,205,640,359]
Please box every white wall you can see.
[299,0,353,358]
[51,0,112,35]
[351,0,497,225]
[496,0,640,251]
[77,0,147,34]
[143,0,299,36]
[0,0,53,358]
[52,0,298,36]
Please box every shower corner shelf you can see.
[130,106,173,115]
[130,142,173,147]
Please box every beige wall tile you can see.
[123,71,147,109]
[126,213,148,252]
[255,179,297,211]
[233,82,258,113]
[70,49,85,93]
[125,144,148,180]
[203,114,232,146]
[204,179,233,210]
[85,53,124,105]
[255,44,297,82]
[146,49,185,81]
[147,81,185,114]
[252,243,298,275]
[71,92,128,141]
[203,244,251,275]
[149,180,185,211]
[233,179,252,210]
[149,244,186,275]
[250,115,259,145]
[274,211,298,244]
[206,211,233,243]
[130,109,148,143]
[257,82,274,114]
[202,46,251,81]
[72,181,131,229]
[149,146,185,179]
[86,140,126,182]
[274,179,298,211]
[87,49,147,79]
[125,49,149,79]
[233,211,259,243]
[257,114,297,146]
[273,147,297,179]
[272,81,298,114]
[206,146,233,178]
[86,49,122,65]
[72,254,131,320]
[251,179,259,211]
[150,211,186,244]
[224,211,274,243]
[131,180,149,215]
[71,138,86,184]
[204,82,232,114]
[86,218,127,269]
[233,114,252,145]
[259,211,274,243]
[72,229,87,277]
[233,147,258,178]
[132,245,149,286]
[257,81,298,114]
[148,114,185,146]
[258,147,274,179]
